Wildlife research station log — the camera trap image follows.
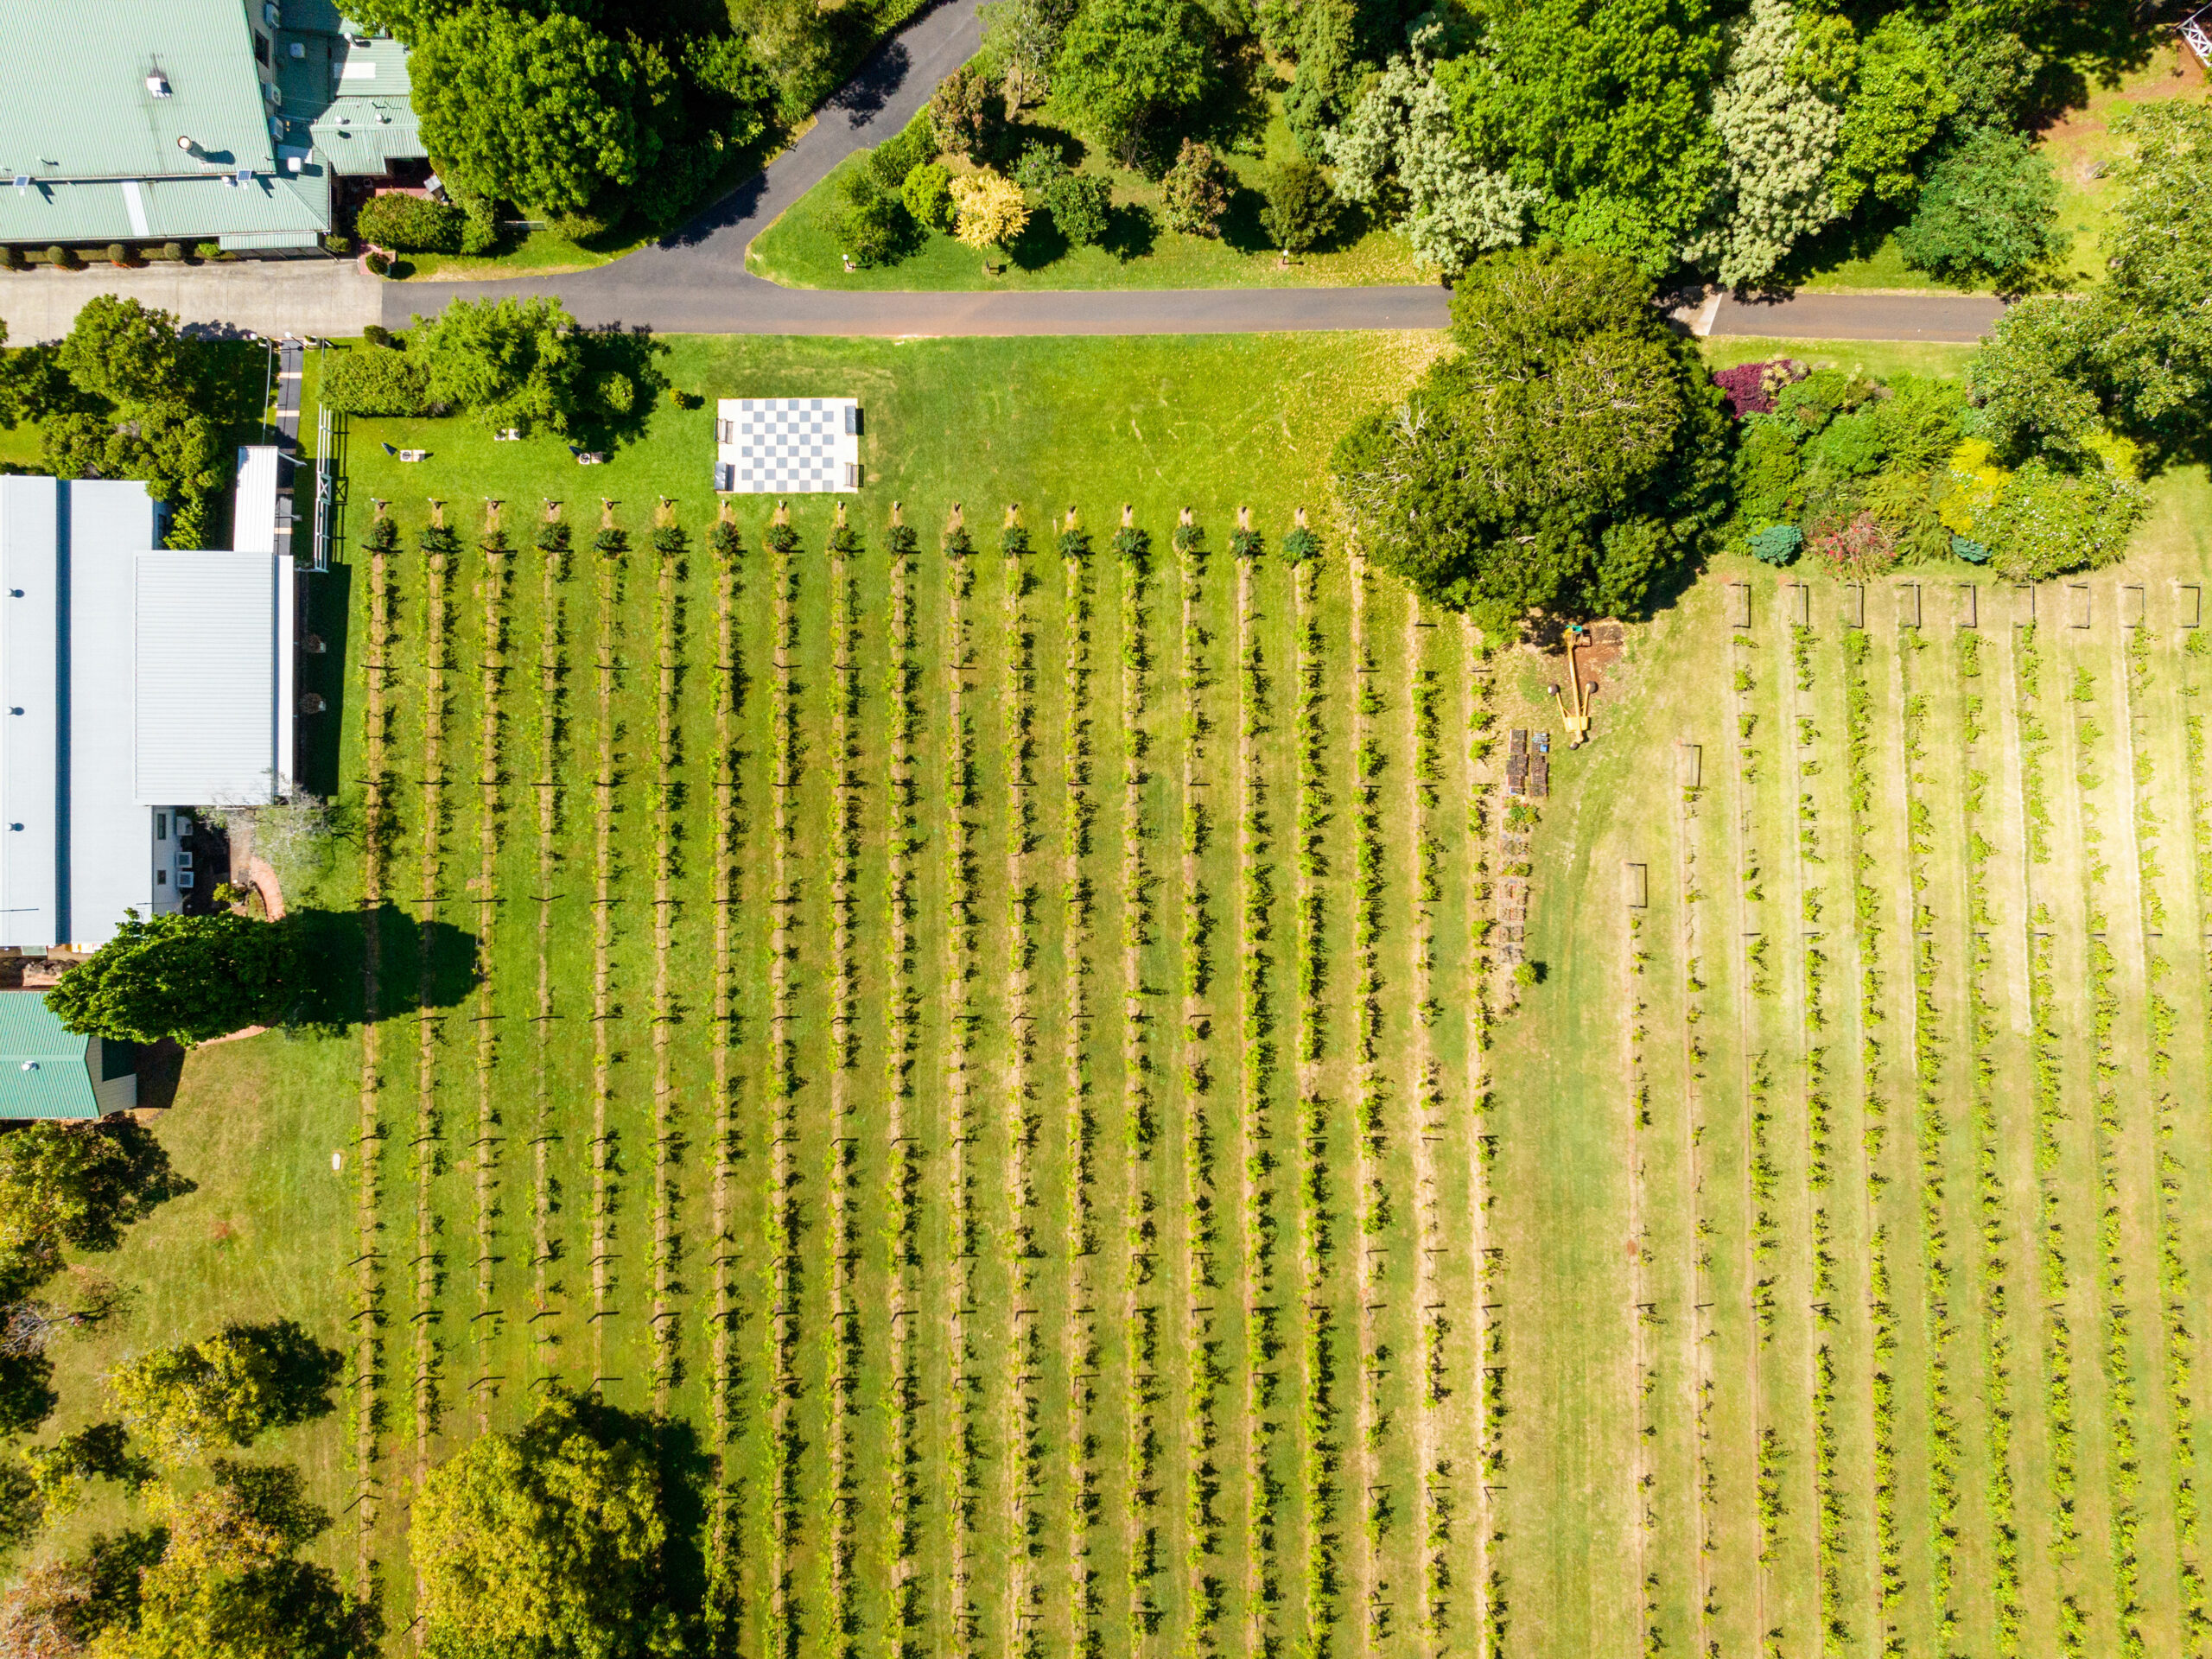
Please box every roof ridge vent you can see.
[145,68,173,98]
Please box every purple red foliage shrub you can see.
[1710,357,1809,420]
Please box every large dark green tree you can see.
[1896,125,2066,289]
[1332,242,1726,634]
[1438,0,1726,274]
[414,10,647,219]
[46,912,288,1047]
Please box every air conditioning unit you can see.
[176,849,193,870]
[176,869,194,890]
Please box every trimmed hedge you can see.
[356,194,465,256]
[320,345,429,416]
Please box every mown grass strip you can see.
[416,512,458,1468]
[473,509,512,1430]
[705,512,746,1638]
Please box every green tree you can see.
[1159,139,1231,236]
[413,10,643,218]
[0,1118,181,1277]
[1827,12,1952,217]
[413,1388,678,1659]
[1688,0,1842,287]
[1439,0,1725,267]
[1896,126,2066,289]
[113,1462,375,1659]
[108,1322,341,1465]
[1967,293,2102,465]
[318,346,429,418]
[902,162,957,232]
[1261,153,1337,255]
[54,297,183,410]
[834,167,914,267]
[729,0,838,121]
[2091,99,2212,447]
[47,912,286,1047]
[1053,0,1215,167]
[1332,242,1726,633]
[1280,0,1364,162]
[34,300,226,517]
[1044,171,1112,245]
[408,296,586,438]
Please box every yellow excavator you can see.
[1560,625,1592,748]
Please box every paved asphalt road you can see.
[1708,289,2005,343]
[0,0,2005,345]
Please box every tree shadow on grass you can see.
[227,1319,346,1432]
[1007,213,1071,271]
[567,324,672,454]
[282,906,480,1037]
[562,1392,715,1637]
[1102,202,1158,264]
[1219,183,1274,256]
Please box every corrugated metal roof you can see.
[233,447,279,553]
[308,105,423,176]
[329,35,410,93]
[217,228,321,249]
[0,480,60,951]
[66,487,156,950]
[134,551,287,806]
[0,162,330,246]
[280,0,350,34]
[0,994,95,1120]
[0,0,276,182]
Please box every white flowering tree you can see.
[1326,34,1541,276]
[1688,0,1844,289]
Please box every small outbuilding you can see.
[0,991,134,1119]
[715,397,861,494]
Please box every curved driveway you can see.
[0,0,2005,345]
[385,0,2001,344]
[388,0,1454,336]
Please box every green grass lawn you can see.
[2040,44,2210,287]
[19,322,2212,1659]
[1700,334,1980,381]
[317,330,1451,530]
[748,70,1424,291]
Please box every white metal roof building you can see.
[715,397,862,494]
[0,476,294,952]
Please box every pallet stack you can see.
[1507,728,1529,797]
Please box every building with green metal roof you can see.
[0,993,136,1121]
[0,0,426,254]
